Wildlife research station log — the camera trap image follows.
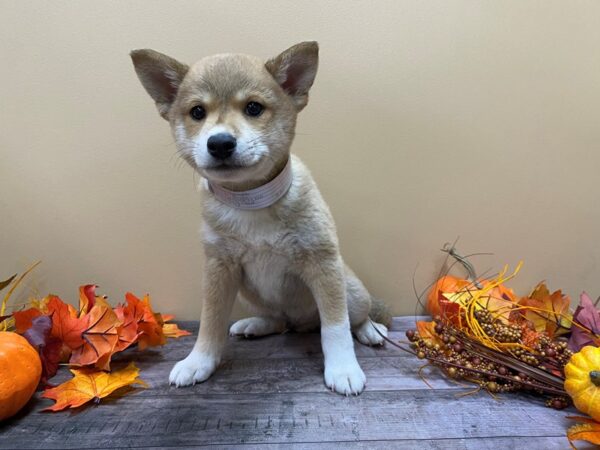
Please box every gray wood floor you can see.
[0,317,578,449]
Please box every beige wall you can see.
[1,1,599,320]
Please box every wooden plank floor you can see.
[0,317,578,449]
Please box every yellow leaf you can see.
[163,322,191,338]
[42,362,147,411]
[1,261,41,330]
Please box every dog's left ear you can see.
[266,41,319,111]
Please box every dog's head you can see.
[131,42,318,186]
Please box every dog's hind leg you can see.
[229,316,287,337]
[345,265,388,346]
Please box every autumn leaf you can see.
[13,307,43,333]
[0,274,17,292]
[566,416,600,448]
[22,315,62,384]
[42,362,147,411]
[151,311,190,340]
[163,322,191,338]
[124,293,165,350]
[70,300,120,370]
[46,295,87,351]
[437,293,465,327]
[78,284,97,317]
[477,286,517,324]
[569,292,600,352]
[161,314,175,322]
[519,282,572,337]
[1,262,41,329]
[30,295,51,313]
[416,321,443,346]
[113,304,141,352]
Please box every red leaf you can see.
[13,307,43,333]
[438,295,464,327]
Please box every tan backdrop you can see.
[2,1,599,321]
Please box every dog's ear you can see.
[266,41,319,111]
[130,49,189,120]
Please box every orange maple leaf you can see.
[70,299,120,370]
[566,416,600,448]
[124,293,165,350]
[41,362,147,411]
[113,303,141,352]
[46,295,88,352]
[519,282,572,337]
[163,322,191,338]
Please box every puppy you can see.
[131,42,390,395]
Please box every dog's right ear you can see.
[130,49,189,120]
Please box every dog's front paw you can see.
[324,360,366,396]
[169,352,218,387]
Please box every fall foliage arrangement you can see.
[2,250,600,448]
[0,264,189,418]
[380,244,600,448]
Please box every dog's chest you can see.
[241,248,293,304]
[203,207,300,302]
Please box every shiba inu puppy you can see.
[130,42,390,395]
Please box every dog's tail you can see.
[369,297,392,328]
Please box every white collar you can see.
[207,159,293,210]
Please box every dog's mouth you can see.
[204,155,266,172]
[206,161,250,172]
[201,157,267,182]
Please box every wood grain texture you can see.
[0,317,573,449]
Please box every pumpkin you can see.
[565,345,600,421]
[0,331,42,421]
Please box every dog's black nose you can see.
[207,133,236,160]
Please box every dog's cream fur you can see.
[131,42,389,395]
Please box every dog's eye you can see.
[245,102,264,117]
[189,105,206,121]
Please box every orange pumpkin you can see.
[0,331,42,421]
